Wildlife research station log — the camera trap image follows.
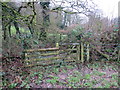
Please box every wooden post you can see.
[56,43,59,64]
[86,43,90,62]
[81,42,84,63]
[22,51,30,75]
[118,50,120,62]
[22,51,26,60]
[22,51,27,66]
[77,44,80,63]
[24,52,27,63]
[76,44,80,69]
[56,43,59,48]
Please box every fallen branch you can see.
[95,49,109,60]
[90,44,110,60]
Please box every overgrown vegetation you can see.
[1,61,118,88]
[1,1,119,89]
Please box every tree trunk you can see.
[39,2,50,41]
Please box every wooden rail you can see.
[25,52,59,57]
[23,42,90,69]
[25,56,61,62]
[24,48,59,52]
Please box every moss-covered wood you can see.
[81,42,84,63]
[24,48,59,52]
[23,42,91,69]
[25,52,59,57]
[118,50,120,61]
[77,44,80,62]
[25,56,61,62]
[95,49,109,60]
[86,43,90,62]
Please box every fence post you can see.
[22,51,30,75]
[56,43,59,56]
[22,51,26,60]
[81,42,84,63]
[118,50,120,62]
[86,43,90,62]
[77,44,80,63]
[56,43,59,64]
[56,43,59,48]
[22,51,27,66]
[76,44,81,69]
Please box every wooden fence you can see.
[23,42,90,68]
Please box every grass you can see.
[93,70,106,76]
[2,61,119,88]
[84,74,91,79]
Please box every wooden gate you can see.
[23,42,90,69]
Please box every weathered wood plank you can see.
[24,48,59,52]
[86,43,90,62]
[81,42,84,63]
[60,43,79,46]
[64,59,76,62]
[66,49,77,51]
[59,49,77,52]
[25,52,59,57]
[25,56,61,62]
[25,60,62,67]
[25,59,76,68]
[56,43,60,65]
[77,45,80,62]
[118,50,120,61]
